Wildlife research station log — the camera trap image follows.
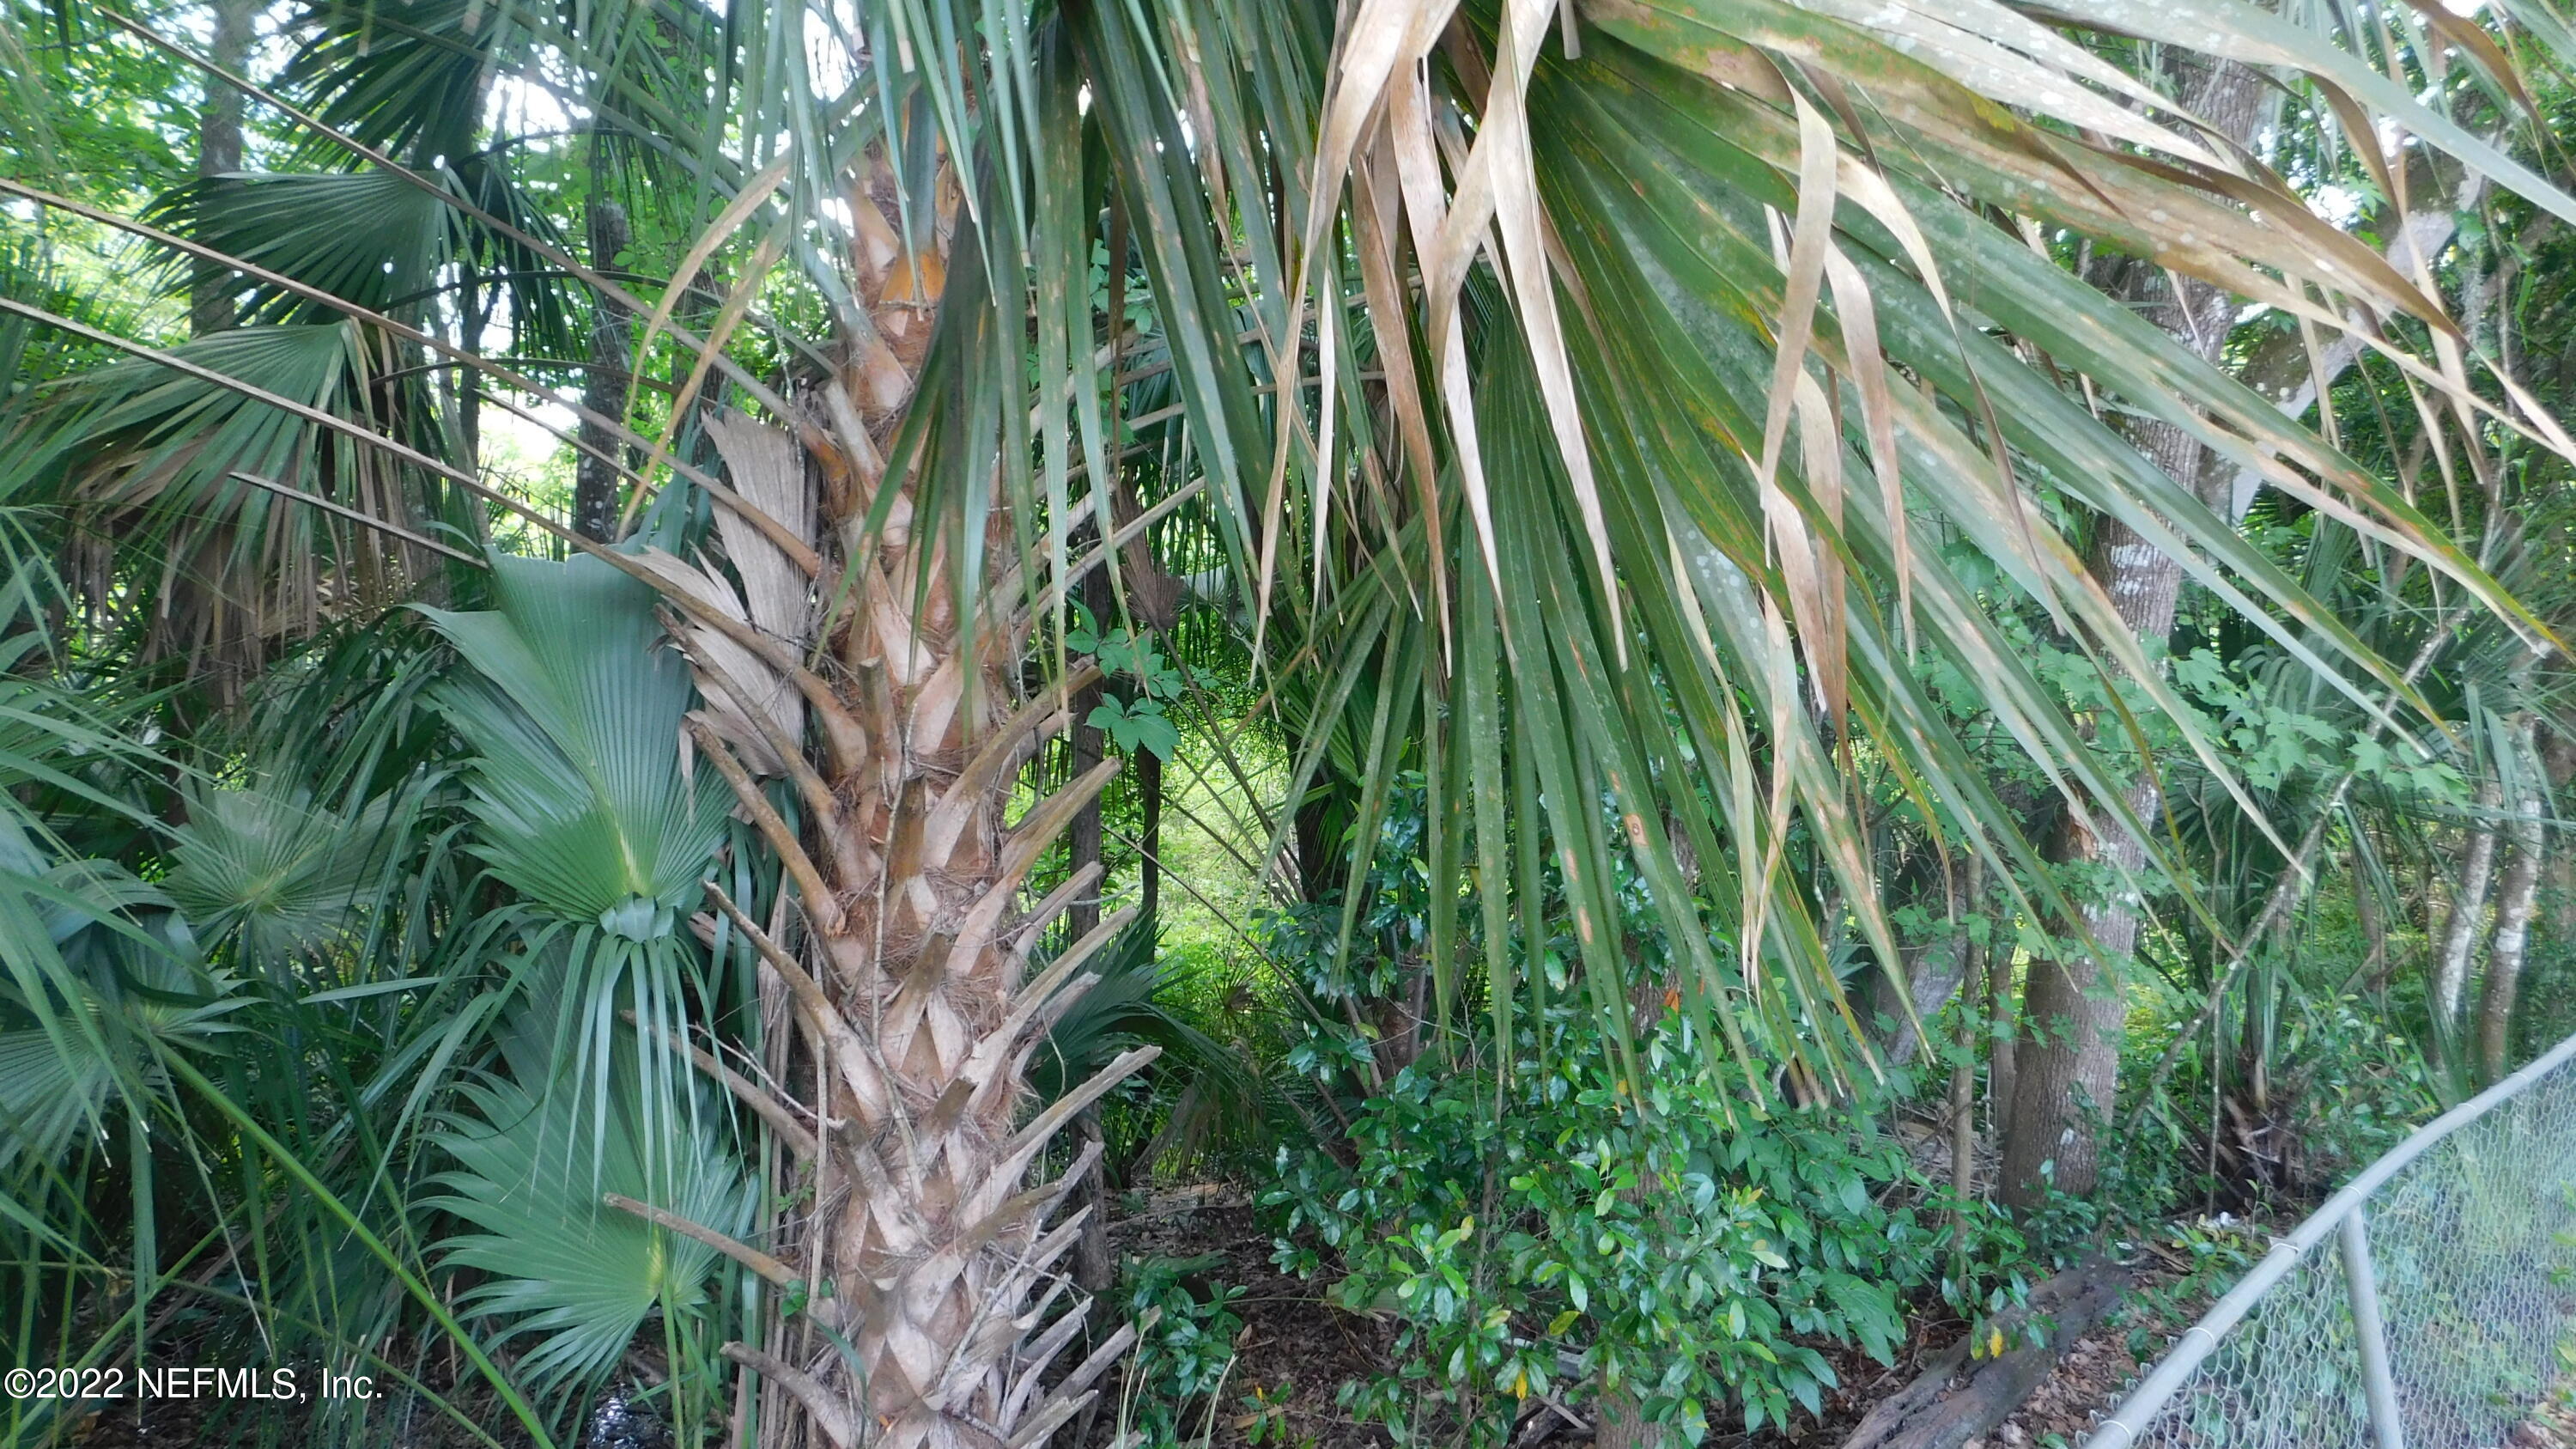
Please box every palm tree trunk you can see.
[808,317,1124,1449]
[785,443,1126,1449]
[1996,52,2267,1209]
[676,172,1144,1449]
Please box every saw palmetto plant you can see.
[6,0,2576,1446]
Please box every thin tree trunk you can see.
[2548,728,2576,941]
[2479,716,2546,1081]
[756,903,805,1449]
[1986,929,2016,1152]
[1067,566,1112,943]
[574,193,634,542]
[1068,195,1126,946]
[1997,52,2268,1209]
[191,0,255,337]
[459,257,488,469]
[1065,1101,1115,1449]
[1138,743,1163,921]
[1072,1105,1115,1294]
[1061,565,1115,1449]
[1949,858,1985,1266]
[2433,773,2503,1059]
[2348,845,2390,998]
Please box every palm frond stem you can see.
[603,1193,805,1293]
[225,471,487,565]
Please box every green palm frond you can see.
[1151,0,2576,1092]
[423,994,754,1404]
[11,1,2576,1445]
[282,0,729,174]
[24,320,371,496]
[138,161,576,354]
[162,780,415,969]
[145,170,452,321]
[418,552,727,937]
[1034,915,1254,1109]
[15,0,2562,1101]
[0,890,246,1171]
[279,0,530,164]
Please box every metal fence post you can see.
[2339,1208,2405,1449]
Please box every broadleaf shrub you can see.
[1265,1003,1940,1444]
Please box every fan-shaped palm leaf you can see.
[9,318,448,673]
[141,160,579,355]
[162,779,416,968]
[0,820,244,1245]
[146,170,452,322]
[417,551,727,936]
[424,990,754,1403]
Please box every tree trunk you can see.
[1593,1377,1658,1449]
[1994,437,2200,1206]
[2433,772,2503,1064]
[1060,569,1116,1449]
[1868,858,1971,1066]
[1996,52,2268,1209]
[191,0,255,336]
[1985,929,2015,1150]
[1999,785,2160,1206]
[1949,859,1985,1263]
[459,256,489,468]
[671,167,1143,1449]
[1066,565,1113,942]
[1069,195,1126,946]
[1872,931,1968,1068]
[574,194,635,542]
[2348,846,2391,998]
[2549,728,2576,941]
[2478,715,2546,1081]
[1137,743,1163,921]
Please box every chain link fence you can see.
[2084,1031,2576,1449]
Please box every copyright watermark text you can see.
[5,1365,376,1400]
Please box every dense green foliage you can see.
[1270,1008,1924,1442]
